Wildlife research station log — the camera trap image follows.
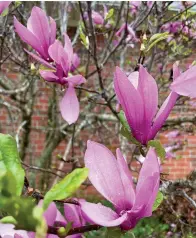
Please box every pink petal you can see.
[64,33,73,64]
[92,11,104,25]
[116,149,135,210]
[38,200,57,226]
[138,65,158,122]
[137,65,158,143]
[80,201,127,227]
[84,141,131,211]
[14,17,46,58]
[64,203,83,227]
[128,71,139,89]
[56,209,67,224]
[39,70,58,83]
[136,147,160,193]
[27,7,50,54]
[59,86,79,124]
[71,53,80,72]
[49,17,56,45]
[149,91,179,140]
[124,175,159,230]
[115,23,126,37]
[149,62,181,140]
[48,40,65,64]
[173,62,181,80]
[66,75,86,86]
[131,148,160,218]
[24,49,55,70]
[141,172,160,217]
[170,65,196,98]
[0,1,11,15]
[0,223,28,237]
[114,67,144,143]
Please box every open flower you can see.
[161,21,182,34]
[29,200,86,238]
[0,1,11,15]
[37,34,85,124]
[14,6,56,61]
[114,64,188,145]
[80,141,160,230]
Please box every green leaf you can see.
[43,168,88,210]
[152,191,164,211]
[79,23,89,49]
[105,9,114,20]
[147,140,166,161]
[0,171,18,197]
[118,111,130,130]
[0,216,17,225]
[146,32,171,52]
[0,196,46,234]
[0,134,25,195]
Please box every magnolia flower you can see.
[80,141,160,230]
[114,64,191,145]
[37,34,85,124]
[161,21,182,34]
[84,5,112,28]
[92,10,104,25]
[23,31,85,125]
[29,200,86,238]
[130,1,141,14]
[0,223,29,238]
[115,23,138,46]
[170,65,196,98]
[0,1,11,15]
[84,10,104,26]
[14,6,56,61]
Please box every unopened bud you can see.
[143,33,147,40]
[58,227,67,236]
[140,43,145,51]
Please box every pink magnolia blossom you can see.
[0,223,29,238]
[170,65,196,98]
[113,63,194,145]
[14,6,56,61]
[80,141,160,230]
[161,21,182,34]
[84,5,112,28]
[39,34,85,124]
[24,32,85,125]
[84,10,104,26]
[92,10,104,25]
[130,1,141,14]
[0,1,11,15]
[29,200,86,238]
[116,23,138,46]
